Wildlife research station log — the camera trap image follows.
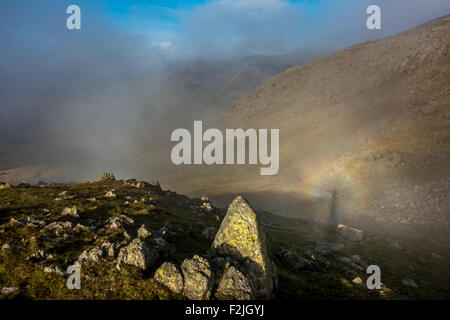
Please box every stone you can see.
[45,221,73,230]
[61,206,79,218]
[0,182,12,189]
[200,202,213,212]
[215,265,254,300]
[181,255,213,300]
[9,218,24,226]
[154,262,184,294]
[105,190,117,198]
[105,215,134,230]
[211,196,275,299]
[279,248,306,271]
[116,238,158,271]
[17,181,31,188]
[402,279,418,288]
[135,180,161,191]
[337,224,364,241]
[1,287,19,295]
[137,224,152,239]
[76,242,117,267]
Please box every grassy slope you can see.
[0,181,448,300]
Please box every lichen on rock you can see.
[215,264,254,300]
[181,255,213,300]
[116,238,158,271]
[154,262,184,294]
[211,196,276,299]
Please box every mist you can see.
[0,0,449,183]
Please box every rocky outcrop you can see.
[99,173,116,181]
[105,215,134,230]
[211,196,276,299]
[76,241,117,267]
[116,238,158,271]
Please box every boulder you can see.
[45,221,73,230]
[181,255,213,300]
[1,287,19,295]
[61,206,79,218]
[200,202,214,212]
[105,190,117,198]
[211,196,275,299]
[337,224,364,241]
[135,180,161,191]
[105,215,134,230]
[279,248,306,271]
[215,265,254,300]
[0,183,12,190]
[154,262,184,294]
[137,224,152,239]
[116,238,158,271]
[402,279,418,288]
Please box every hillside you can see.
[164,15,450,238]
[1,177,449,299]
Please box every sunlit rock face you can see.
[211,196,276,299]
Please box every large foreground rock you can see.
[215,265,254,300]
[181,255,213,300]
[211,196,275,299]
[154,262,183,294]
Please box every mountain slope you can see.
[166,15,450,235]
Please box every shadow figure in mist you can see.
[328,188,339,227]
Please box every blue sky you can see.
[79,0,450,56]
[2,0,449,58]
